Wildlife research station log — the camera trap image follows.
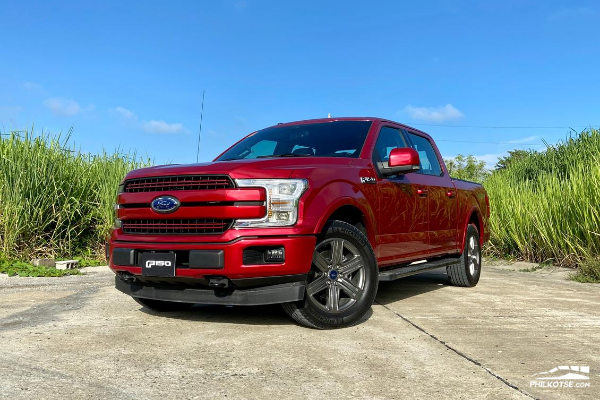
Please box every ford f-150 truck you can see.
[109,117,490,329]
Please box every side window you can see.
[373,127,408,163]
[405,132,443,176]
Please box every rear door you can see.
[372,125,430,264]
[404,130,458,255]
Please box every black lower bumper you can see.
[115,276,306,306]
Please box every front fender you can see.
[303,181,377,245]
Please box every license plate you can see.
[141,252,176,277]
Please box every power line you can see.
[409,123,598,129]
[436,139,545,146]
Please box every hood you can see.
[124,157,354,181]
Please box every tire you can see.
[447,224,481,287]
[133,297,194,312]
[282,220,379,329]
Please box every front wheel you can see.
[282,221,379,329]
[447,224,481,287]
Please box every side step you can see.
[379,257,461,281]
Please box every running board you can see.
[379,257,461,281]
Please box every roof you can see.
[266,117,432,137]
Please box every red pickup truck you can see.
[109,117,490,329]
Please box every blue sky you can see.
[1,0,599,167]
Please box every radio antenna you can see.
[196,90,205,163]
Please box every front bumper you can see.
[115,276,306,306]
[109,235,316,280]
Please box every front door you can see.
[373,126,430,264]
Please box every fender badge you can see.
[360,177,376,184]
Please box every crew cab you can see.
[109,117,490,329]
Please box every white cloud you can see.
[142,120,185,134]
[508,136,538,144]
[473,153,506,169]
[44,97,94,117]
[403,104,464,123]
[114,106,186,134]
[115,106,135,119]
[23,82,42,91]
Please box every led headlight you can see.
[234,179,308,227]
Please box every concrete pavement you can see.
[0,264,598,399]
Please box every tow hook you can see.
[119,273,137,284]
[208,277,230,289]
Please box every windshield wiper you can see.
[256,153,310,158]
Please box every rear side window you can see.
[405,132,443,176]
[373,127,408,162]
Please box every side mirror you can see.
[382,148,420,176]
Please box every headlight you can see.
[117,184,125,194]
[234,179,308,227]
[114,204,122,229]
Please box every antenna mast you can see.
[196,90,205,163]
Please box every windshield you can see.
[216,121,372,161]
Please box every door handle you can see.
[446,190,456,198]
[417,188,428,197]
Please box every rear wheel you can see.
[133,297,194,312]
[447,224,481,287]
[282,221,378,329]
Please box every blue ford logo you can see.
[151,196,181,214]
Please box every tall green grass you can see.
[2,127,598,268]
[0,129,149,260]
[485,129,600,266]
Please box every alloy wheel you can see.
[307,238,366,313]
[467,236,480,276]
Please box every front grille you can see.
[122,219,233,235]
[124,175,234,193]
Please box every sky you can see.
[1,0,599,167]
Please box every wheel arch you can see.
[315,198,376,248]
[460,206,484,250]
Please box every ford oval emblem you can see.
[151,196,181,214]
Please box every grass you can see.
[569,259,600,283]
[2,126,599,280]
[485,129,600,268]
[0,129,149,264]
[0,261,81,277]
[0,253,80,277]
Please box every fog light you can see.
[265,247,285,262]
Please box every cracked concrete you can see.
[0,265,597,399]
